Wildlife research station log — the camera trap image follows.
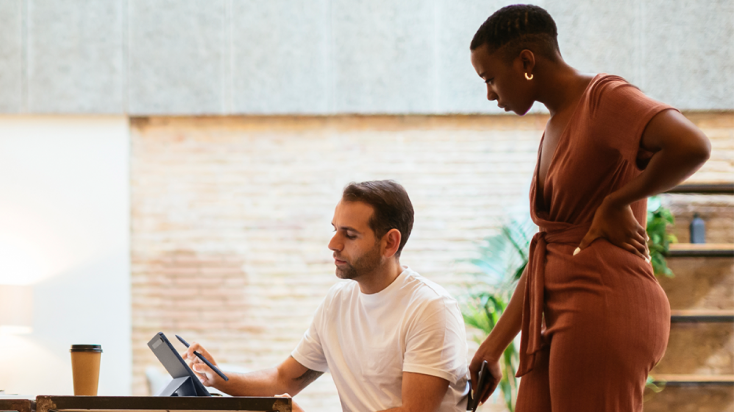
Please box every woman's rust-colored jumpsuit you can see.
[514,74,672,412]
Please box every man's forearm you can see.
[213,367,285,396]
[214,361,323,398]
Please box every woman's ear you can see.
[518,49,536,75]
[382,228,402,258]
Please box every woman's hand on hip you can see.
[576,196,649,260]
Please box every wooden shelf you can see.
[666,243,734,257]
[651,374,734,385]
[666,183,734,194]
[671,309,734,322]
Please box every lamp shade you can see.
[0,284,33,334]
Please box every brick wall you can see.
[131,112,733,411]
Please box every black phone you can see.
[469,360,489,411]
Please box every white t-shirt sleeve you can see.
[402,298,466,384]
[291,298,330,373]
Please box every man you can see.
[185,180,468,412]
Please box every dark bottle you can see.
[690,213,706,244]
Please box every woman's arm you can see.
[577,110,711,255]
[610,110,711,205]
[468,265,528,404]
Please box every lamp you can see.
[0,284,33,334]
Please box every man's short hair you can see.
[470,4,560,63]
[342,180,414,257]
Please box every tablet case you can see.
[147,332,212,396]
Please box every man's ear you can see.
[382,229,402,258]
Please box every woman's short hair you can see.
[471,4,560,63]
[342,180,414,257]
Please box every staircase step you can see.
[667,243,734,257]
[666,183,734,194]
[652,322,734,375]
[643,382,734,412]
[652,374,734,385]
[671,310,734,322]
[664,193,734,244]
[659,257,734,310]
[645,182,734,412]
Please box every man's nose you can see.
[328,235,342,252]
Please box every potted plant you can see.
[647,196,677,277]
[461,215,536,412]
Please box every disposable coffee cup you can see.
[70,344,102,396]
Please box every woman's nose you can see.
[487,88,498,101]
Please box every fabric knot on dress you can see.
[516,223,591,377]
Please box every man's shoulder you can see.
[402,269,456,302]
[322,279,358,306]
[399,269,461,319]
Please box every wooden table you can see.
[0,399,32,412]
[3,396,291,412]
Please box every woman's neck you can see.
[534,59,593,117]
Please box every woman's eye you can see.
[485,78,494,85]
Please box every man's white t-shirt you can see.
[292,267,469,412]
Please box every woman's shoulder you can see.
[590,73,630,87]
[585,73,664,117]
[587,74,641,104]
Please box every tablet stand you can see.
[147,332,211,396]
[157,376,197,396]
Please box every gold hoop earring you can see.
[525,73,533,80]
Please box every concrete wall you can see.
[0,0,731,115]
[0,116,131,396]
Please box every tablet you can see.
[147,332,211,396]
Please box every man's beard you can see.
[335,243,382,280]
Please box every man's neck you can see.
[357,258,403,295]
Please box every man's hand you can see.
[182,342,223,387]
[576,196,649,260]
[381,372,449,412]
[468,350,502,407]
[275,393,305,412]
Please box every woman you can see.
[468,5,710,412]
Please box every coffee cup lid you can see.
[70,344,103,353]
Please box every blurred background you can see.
[0,0,731,411]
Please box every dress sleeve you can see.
[402,298,467,384]
[291,298,329,373]
[590,76,678,163]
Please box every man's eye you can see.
[485,78,494,85]
[345,234,356,240]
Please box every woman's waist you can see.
[542,238,656,283]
